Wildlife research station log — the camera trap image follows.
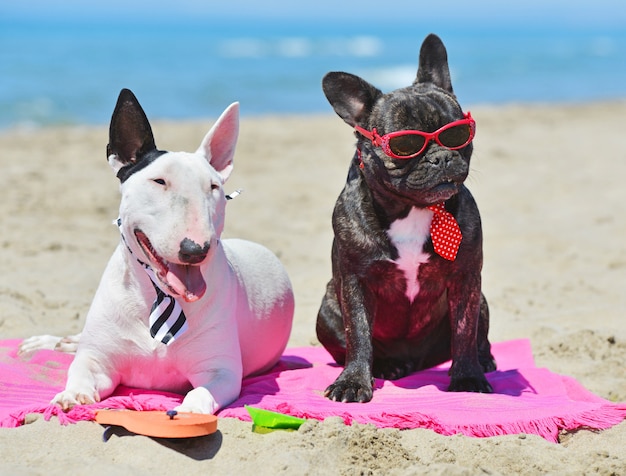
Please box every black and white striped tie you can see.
[143,266,189,345]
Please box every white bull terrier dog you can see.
[19,89,294,414]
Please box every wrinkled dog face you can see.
[366,88,471,205]
[107,89,239,302]
[322,35,473,207]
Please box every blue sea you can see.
[1,16,626,129]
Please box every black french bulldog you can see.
[316,33,496,403]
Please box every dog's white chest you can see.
[387,207,432,302]
[119,350,192,394]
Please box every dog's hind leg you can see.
[18,333,81,355]
[54,333,81,353]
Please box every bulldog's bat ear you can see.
[196,102,239,182]
[107,89,158,179]
[322,72,383,127]
[415,33,454,94]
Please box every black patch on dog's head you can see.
[115,149,168,183]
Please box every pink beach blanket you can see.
[1,338,624,442]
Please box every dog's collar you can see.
[115,219,174,297]
[356,147,364,170]
[226,189,242,200]
[115,218,151,270]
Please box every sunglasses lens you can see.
[388,134,426,157]
[438,124,472,148]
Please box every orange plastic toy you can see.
[95,409,218,438]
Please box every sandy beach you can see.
[0,101,624,474]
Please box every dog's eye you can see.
[152,178,166,186]
[211,183,220,191]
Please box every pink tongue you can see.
[165,264,207,302]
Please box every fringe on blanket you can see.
[233,401,626,443]
[3,392,183,428]
[435,404,626,442]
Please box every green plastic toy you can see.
[245,405,307,433]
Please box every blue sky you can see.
[2,0,625,29]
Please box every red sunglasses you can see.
[354,112,475,159]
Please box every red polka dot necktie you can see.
[427,203,463,261]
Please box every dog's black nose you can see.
[179,238,210,264]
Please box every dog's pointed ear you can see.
[322,72,382,127]
[414,34,454,93]
[107,89,157,176]
[196,102,239,182]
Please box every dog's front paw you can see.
[175,387,219,414]
[324,371,374,403]
[448,366,493,393]
[52,389,101,411]
[372,358,415,380]
[479,356,497,374]
[448,359,493,393]
[448,375,493,393]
